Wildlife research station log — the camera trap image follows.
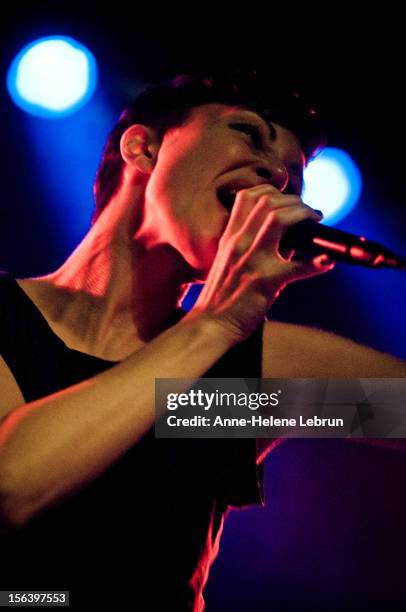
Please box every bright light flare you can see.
[6,36,98,118]
[302,147,362,224]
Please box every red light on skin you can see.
[313,238,347,254]
[349,246,372,261]
[372,254,386,267]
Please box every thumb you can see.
[285,254,335,283]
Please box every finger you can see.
[225,200,322,263]
[224,184,293,237]
[223,199,301,258]
[284,254,335,283]
[252,203,323,253]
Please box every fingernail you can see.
[319,254,333,266]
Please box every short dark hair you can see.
[93,70,325,221]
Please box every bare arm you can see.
[256,321,406,463]
[263,320,406,377]
[0,315,233,530]
[0,185,350,530]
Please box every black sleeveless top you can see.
[0,272,264,610]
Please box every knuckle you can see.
[270,210,287,226]
[257,194,277,208]
[236,188,255,200]
[280,194,302,205]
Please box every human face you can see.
[142,103,305,276]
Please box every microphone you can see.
[280,220,406,270]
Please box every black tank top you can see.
[0,272,264,610]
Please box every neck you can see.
[33,185,195,360]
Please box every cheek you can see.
[146,138,218,222]
[142,134,238,269]
[147,144,198,210]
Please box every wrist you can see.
[182,309,244,349]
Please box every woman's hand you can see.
[191,184,334,342]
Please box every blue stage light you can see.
[302,147,362,224]
[6,36,98,118]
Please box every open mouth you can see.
[217,188,237,212]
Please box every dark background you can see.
[0,6,405,610]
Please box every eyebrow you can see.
[265,121,277,142]
[231,108,278,142]
[248,111,277,142]
[232,109,304,184]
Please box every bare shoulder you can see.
[0,356,25,421]
[261,319,406,378]
[16,277,62,318]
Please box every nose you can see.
[255,158,288,192]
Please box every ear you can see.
[120,124,160,175]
